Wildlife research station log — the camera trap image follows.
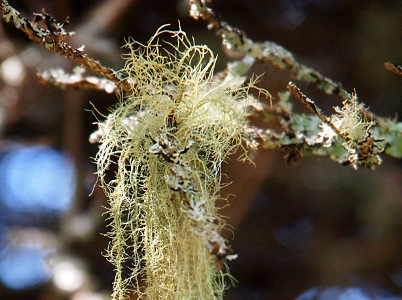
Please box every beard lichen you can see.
[95,26,267,299]
[317,92,383,168]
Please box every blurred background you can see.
[0,0,401,299]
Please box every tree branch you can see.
[1,0,130,93]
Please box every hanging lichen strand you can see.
[95,27,266,299]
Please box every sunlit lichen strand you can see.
[95,27,266,299]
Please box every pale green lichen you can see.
[316,92,384,168]
[318,92,374,152]
[95,26,267,299]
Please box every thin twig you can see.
[1,0,130,93]
[384,62,402,76]
[38,67,119,94]
[287,81,346,140]
[190,0,351,100]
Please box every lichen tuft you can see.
[95,26,266,299]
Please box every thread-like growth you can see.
[317,92,383,168]
[319,93,373,151]
[95,26,266,299]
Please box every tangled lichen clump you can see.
[95,26,266,299]
[333,95,373,148]
[317,92,383,168]
[320,94,372,149]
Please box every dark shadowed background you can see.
[0,0,401,299]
